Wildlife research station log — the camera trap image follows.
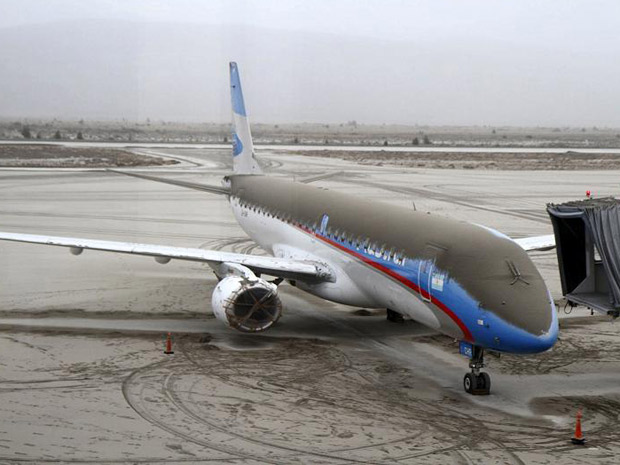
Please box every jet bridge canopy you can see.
[547,197,620,317]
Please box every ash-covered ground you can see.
[289,149,620,170]
[1,144,619,463]
[0,144,179,168]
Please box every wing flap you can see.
[0,232,332,282]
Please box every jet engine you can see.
[211,276,282,332]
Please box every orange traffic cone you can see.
[164,332,174,355]
[571,410,585,445]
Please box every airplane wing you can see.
[513,234,556,252]
[0,232,332,282]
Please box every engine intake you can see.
[212,276,282,332]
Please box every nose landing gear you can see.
[463,346,491,395]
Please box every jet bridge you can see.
[547,197,620,317]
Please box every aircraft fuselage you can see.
[228,174,558,354]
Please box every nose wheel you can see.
[464,346,491,395]
[464,372,491,395]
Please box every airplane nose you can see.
[530,297,559,352]
[497,297,558,354]
[471,244,559,354]
[521,307,558,353]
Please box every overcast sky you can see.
[1,0,619,126]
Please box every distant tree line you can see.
[16,126,86,141]
[411,135,431,145]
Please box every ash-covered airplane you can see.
[0,63,558,395]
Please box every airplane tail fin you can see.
[229,62,262,174]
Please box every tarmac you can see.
[1,145,620,463]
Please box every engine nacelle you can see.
[211,276,282,332]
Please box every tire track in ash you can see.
[422,182,552,222]
[0,209,235,228]
[122,360,266,463]
[175,338,436,464]
[163,373,392,464]
[122,335,588,464]
[123,354,385,464]
[254,153,284,171]
[0,173,107,197]
[191,148,283,172]
[198,237,263,255]
[175,337,519,463]
[0,171,103,183]
[0,456,232,464]
[343,179,549,225]
[290,301,564,463]
[161,147,235,171]
[178,336,354,394]
[148,338,400,463]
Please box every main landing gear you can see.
[463,345,491,395]
[386,308,405,323]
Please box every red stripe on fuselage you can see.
[295,224,474,342]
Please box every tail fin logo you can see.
[229,62,262,174]
[232,133,243,157]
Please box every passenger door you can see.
[417,244,446,303]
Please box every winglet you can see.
[229,62,261,174]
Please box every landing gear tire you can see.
[463,346,491,395]
[479,372,491,393]
[463,373,474,394]
[464,372,491,395]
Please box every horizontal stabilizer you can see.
[108,169,230,195]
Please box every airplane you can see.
[0,62,558,395]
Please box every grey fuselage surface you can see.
[228,174,558,354]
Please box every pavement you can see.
[1,144,619,463]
